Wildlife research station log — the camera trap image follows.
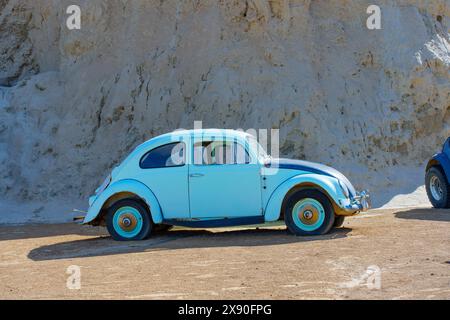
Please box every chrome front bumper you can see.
[344,190,371,213]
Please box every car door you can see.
[188,138,263,218]
[138,140,190,219]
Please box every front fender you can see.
[264,174,345,222]
[427,153,450,181]
[83,179,163,224]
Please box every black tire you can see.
[425,167,450,208]
[154,224,174,233]
[333,215,345,228]
[106,199,153,241]
[284,189,335,236]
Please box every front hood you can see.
[266,158,356,197]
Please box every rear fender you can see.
[83,179,163,224]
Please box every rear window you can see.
[140,142,185,169]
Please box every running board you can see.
[164,216,265,228]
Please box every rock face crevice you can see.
[0,0,449,222]
[0,1,39,86]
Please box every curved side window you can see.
[140,142,185,169]
[193,140,250,165]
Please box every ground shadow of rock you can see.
[394,208,450,222]
[28,227,351,261]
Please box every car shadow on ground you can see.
[27,227,351,261]
[394,208,450,222]
[0,224,107,241]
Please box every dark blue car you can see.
[425,137,450,208]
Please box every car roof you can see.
[160,128,252,139]
[135,129,254,152]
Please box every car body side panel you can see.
[188,132,263,218]
[189,163,263,218]
[83,179,163,224]
[263,173,346,222]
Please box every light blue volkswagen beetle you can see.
[81,129,370,241]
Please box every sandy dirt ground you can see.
[0,207,449,300]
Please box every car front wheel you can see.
[425,167,450,208]
[106,199,153,241]
[284,189,335,236]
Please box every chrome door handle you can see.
[189,173,205,178]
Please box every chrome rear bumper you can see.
[72,209,87,223]
[73,215,85,222]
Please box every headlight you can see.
[339,180,350,198]
[95,174,111,195]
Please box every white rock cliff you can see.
[0,0,449,222]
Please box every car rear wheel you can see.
[333,215,345,228]
[106,199,153,241]
[284,189,335,236]
[425,167,450,208]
